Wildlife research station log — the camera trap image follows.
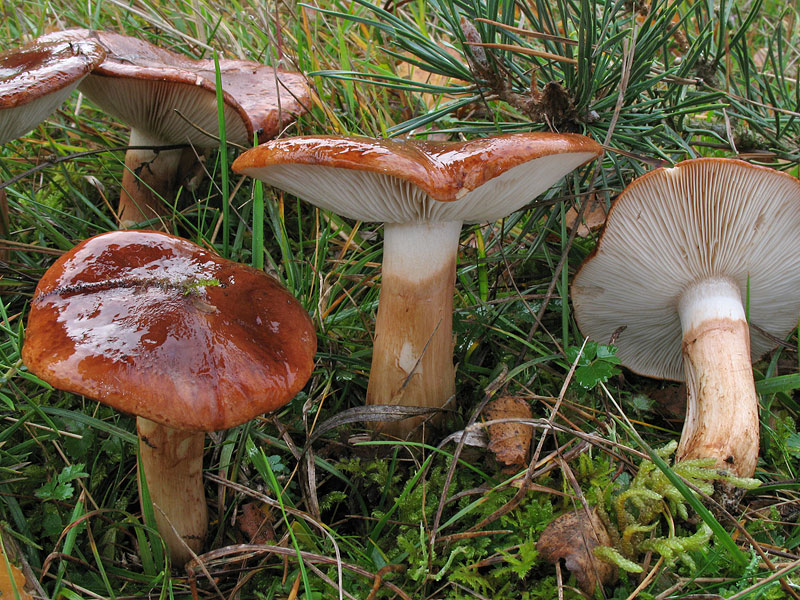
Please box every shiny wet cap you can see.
[22,230,316,431]
[231,133,603,223]
[0,34,105,144]
[45,29,309,146]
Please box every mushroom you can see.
[45,29,309,227]
[572,157,800,477]
[0,34,105,144]
[21,230,317,565]
[233,133,602,438]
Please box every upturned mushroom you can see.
[0,34,105,144]
[45,29,309,227]
[572,157,800,477]
[22,230,316,565]
[233,133,602,438]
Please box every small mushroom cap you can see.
[232,133,602,223]
[22,230,316,431]
[47,29,309,146]
[572,157,800,380]
[0,35,105,144]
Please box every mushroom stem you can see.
[136,417,207,565]
[677,278,759,477]
[119,130,182,228]
[366,220,460,438]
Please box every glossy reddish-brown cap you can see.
[45,29,309,145]
[0,35,105,143]
[22,230,316,431]
[0,35,105,108]
[233,133,602,202]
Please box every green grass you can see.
[2,0,800,598]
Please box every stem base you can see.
[137,417,207,565]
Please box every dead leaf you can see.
[536,508,617,594]
[1,527,44,600]
[564,198,607,238]
[484,396,533,468]
[648,383,687,420]
[237,501,275,544]
[0,556,32,600]
[629,377,686,421]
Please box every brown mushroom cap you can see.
[232,133,603,220]
[0,35,105,144]
[44,29,308,146]
[22,230,316,431]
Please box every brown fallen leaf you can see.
[564,197,607,238]
[484,396,533,468]
[536,508,617,594]
[0,557,32,600]
[0,526,42,600]
[646,382,687,421]
[237,501,275,545]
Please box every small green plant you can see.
[566,341,621,389]
[35,463,87,502]
[594,442,760,573]
[181,277,221,295]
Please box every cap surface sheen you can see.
[0,35,105,143]
[232,133,603,223]
[572,157,800,380]
[48,29,308,146]
[22,230,316,431]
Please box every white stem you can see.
[118,129,183,228]
[677,277,759,476]
[366,220,462,438]
[137,417,207,565]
